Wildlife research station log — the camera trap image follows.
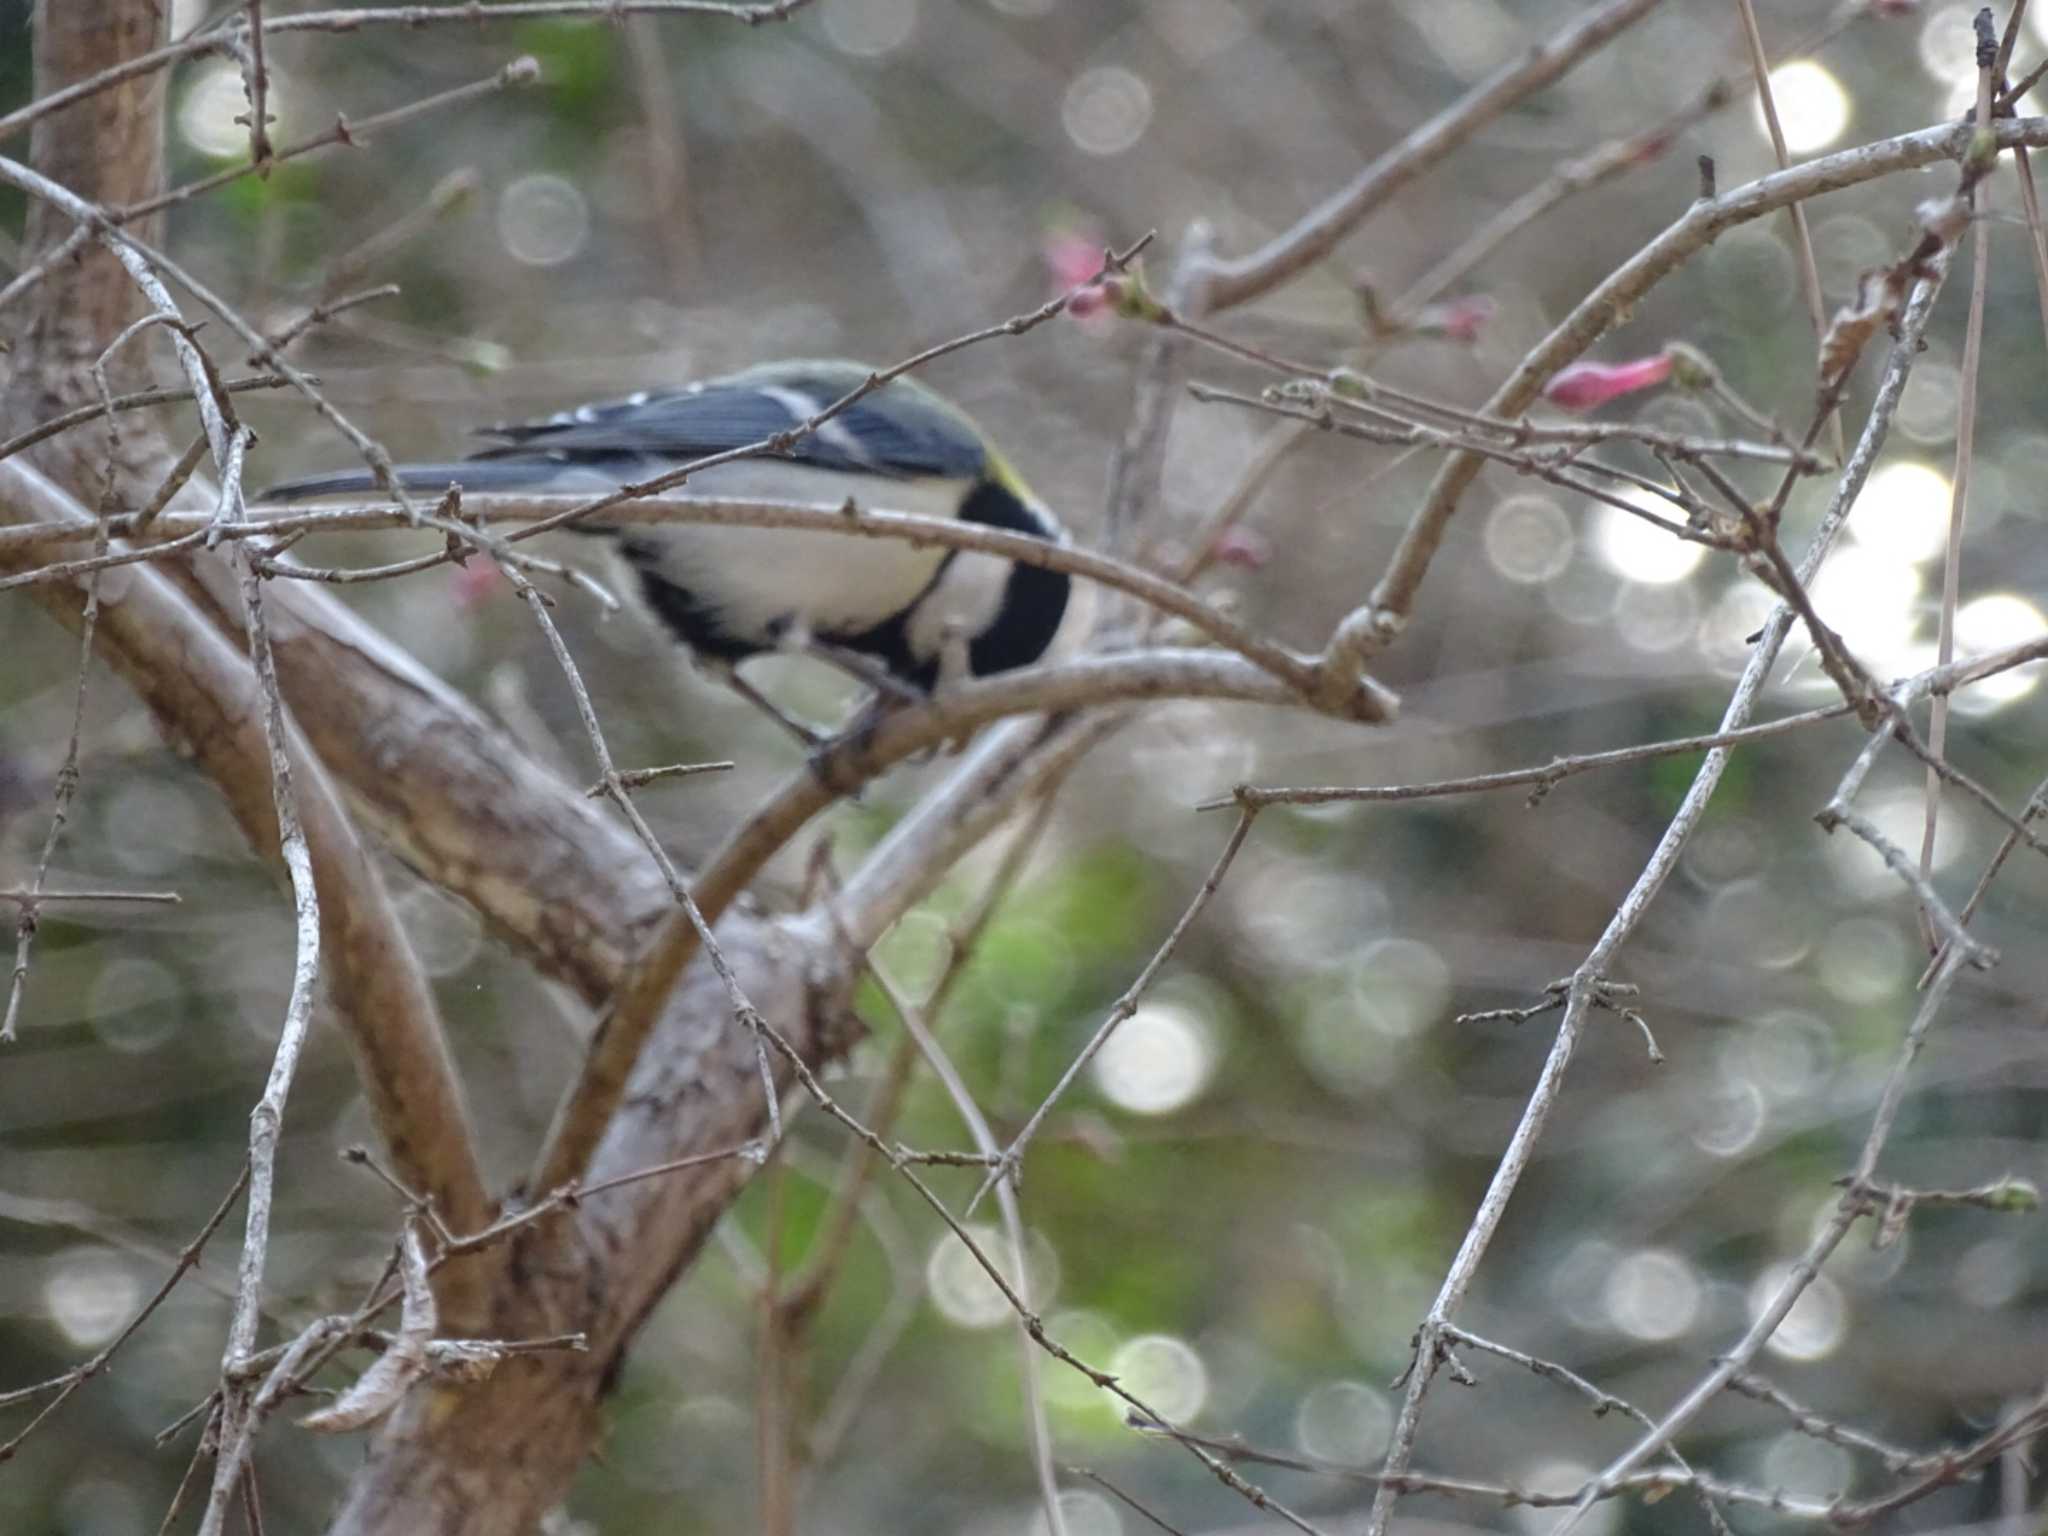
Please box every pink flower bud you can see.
[1045,227,1118,330]
[1209,526,1272,570]
[1043,229,1105,290]
[1412,293,1495,342]
[1066,276,1126,319]
[450,558,502,607]
[1542,351,1675,412]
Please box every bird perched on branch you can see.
[261,360,1073,738]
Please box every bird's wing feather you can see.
[475,378,987,481]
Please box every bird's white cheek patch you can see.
[905,551,1011,662]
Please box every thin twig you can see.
[503,547,786,1181]
[1203,703,1855,811]
[1920,15,1999,946]
[0,1165,248,1460]
[0,375,293,466]
[965,807,1257,1217]
[1365,255,1954,1536]
[0,0,814,146]
[1197,0,1665,310]
[1554,946,1977,1531]
[1734,0,1844,463]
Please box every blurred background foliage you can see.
[4,1,2048,1533]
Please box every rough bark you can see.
[3,8,865,1529]
[3,0,167,440]
[0,459,499,1318]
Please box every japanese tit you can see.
[261,360,1072,695]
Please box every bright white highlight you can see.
[1109,1334,1208,1422]
[1762,61,1851,152]
[1850,462,1953,564]
[1063,66,1153,156]
[178,63,256,159]
[1954,593,2048,713]
[1590,491,1704,585]
[1603,1248,1702,1341]
[1091,1000,1216,1116]
[1753,1265,1848,1361]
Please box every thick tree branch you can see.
[0,458,495,1302]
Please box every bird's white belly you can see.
[617,461,962,640]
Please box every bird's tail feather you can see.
[258,459,570,504]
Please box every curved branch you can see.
[0,458,495,1302]
[529,644,1374,1189]
[1356,115,2048,651]
[1197,0,1665,312]
[7,493,1349,702]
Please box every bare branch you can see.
[1196,0,1665,311]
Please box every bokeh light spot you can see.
[1615,579,1698,653]
[1699,582,1778,675]
[1817,917,1908,1005]
[1760,1432,1853,1501]
[1761,62,1850,153]
[1590,491,1703,585]
[498,174,590,268]
[1953,592,2048,715]
[1850,462,1952,564]
[87,956,182,1054]
[1955,1239,2026,1308]
[1484,494,1573,584]
[1043,1310,1121,1413]
[1826,787,1969,897]
[1350,937,1450,1041]
[1062,66,1153,156]
[178,62,257,159]
[1752,1265,1847,1361]
[1602,1248,1702,1341]
[1808,544,1923,676]
[1690,1077,1766,1158]
[1153,0,1252,62]
[1724,1010,1836,1105]
[1109,1334,1207,1423]
[1705,877,1813,972]
[1413,0,1521,78]
[1510,1462,1615,1536]
[1896,364,1960,445]
[1295,991,1397,1097]
[46,1248,140,1347]
[1294,1380,1393,1465]
[1091,999,1216,1116]
[106,780,202,876]
[1921,5,1984,86]
[822,0,918,58]
[927,1224,1054,1329]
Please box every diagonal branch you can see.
[1197,0,1667,311]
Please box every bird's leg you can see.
[712,661,828,751]
[933,618,972,698]
[801,639,925,707]
[804,688,902,797]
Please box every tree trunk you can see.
[4,9,860,1530]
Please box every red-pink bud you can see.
[1542,352,1675,412]
[1413,293,1495,342]
[450,558,502,607]
[1209,526,1272,570]
[1066,276,1126,319]
[1045,227,1118,330]
[1044,229,1104,290]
